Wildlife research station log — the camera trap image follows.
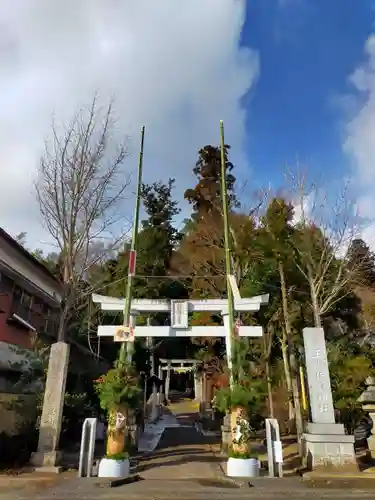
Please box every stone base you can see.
[33,465,64,474]
[30,450,64,471]
[303,423,358,473]
[367,434,375,460]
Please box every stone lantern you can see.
[358,376,375,459]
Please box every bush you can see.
[214,380,265,415]
[228,446,258,459]
[0,424,38,469]
[61,392,98,445]
[94,362,140,413]
[34,391,99,447]
[328,341,373,433]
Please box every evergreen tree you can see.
[134,178,183,299]
[347,238,375,286]
[184,144,238,221]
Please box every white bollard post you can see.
[265,418,283,478]
[78,418,97,478]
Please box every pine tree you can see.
[134,178,183,299]
[347,238,375,286]
[184,144,238,222]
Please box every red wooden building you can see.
[0,228,62,386]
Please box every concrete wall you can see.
[0,340,31,371]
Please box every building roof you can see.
[0,228,60,286]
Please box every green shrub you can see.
[228,446,258,459]
[94,361,140,413]
[0,425,38,469]
[214,380,265,414]
[104,451,129,461]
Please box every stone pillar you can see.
[127,411,139,451]
[165,361,171,403]
[358,377,375,459]
[30,342,70,472]
[194,372,203,402]
[158,365,163,401]
[302,328,357,472]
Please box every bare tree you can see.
[36,96,131,341]
[285,167,365,328]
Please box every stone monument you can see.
[358,376,375,459]
[302,327,357,472]
[30,342,70,472]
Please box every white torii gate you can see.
[158,358,202,402]
[92,292,269,374]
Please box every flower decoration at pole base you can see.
[214,383,263,477]
[94,360,141,478]
[213,338,265,478]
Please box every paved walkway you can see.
[5,475,375,500]
[136,396,222,480]
[3,397,375,499]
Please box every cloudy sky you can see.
[1,0,375,250]
[0,0,258,249]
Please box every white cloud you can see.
[291,191,315,226]
[0,0,258,249]
[343,34,375,250]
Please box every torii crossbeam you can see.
[92,294,269,338]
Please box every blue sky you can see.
[240,0,374,188]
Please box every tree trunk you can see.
[281,329,294,419]
[57,265,71,342]
[308,269,322,327]
[263,329,274,418]
[291,367,304,448]
[279,261,304,448]
[265,359,274,418]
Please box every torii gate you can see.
[158,358,202,402]
[92,293,269,376]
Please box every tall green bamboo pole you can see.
[119,125,145,364]
[219,120,235,386]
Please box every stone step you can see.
[20,478,375,500]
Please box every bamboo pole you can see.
[119,125,145,364]
[219,120,235,388]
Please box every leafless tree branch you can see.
[284,165,366,326]
[35,95,131,340]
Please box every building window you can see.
[0,273,14,294]
[13,285,22,303]
[21,291,33,309]
[12,286,33,324]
